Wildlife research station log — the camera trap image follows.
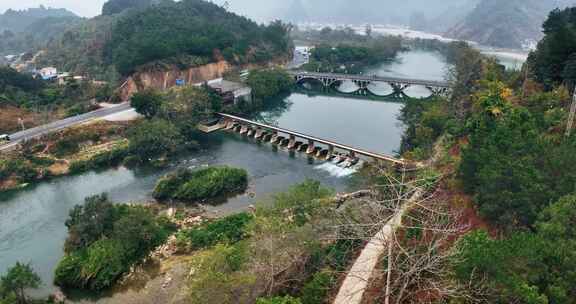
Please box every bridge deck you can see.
[217,113,404,165]
[289,71,450,88]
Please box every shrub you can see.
[54,195,175,291]
[0,158,37,183]
[68,146,130,175]
[256,296,303,304]
[300,271,335,304]
[176,213,253,250]
[153,166,248,202]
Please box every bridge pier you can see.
[254,128,264,139]
[287,135,297,149]
[239,125,249,135]
[306,140,315,154]
[217,113,404,166]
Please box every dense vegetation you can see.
[54,194,175,290]
[399,7,576,303]
[529,7,576,89]
[0,262,41,304]
[102,0,157,16]
[105,0,292,75]
[128,85,222,161]
[174,180,363,304]
[40,0,292,81]
[153,166,248,202]
[301,33,403,73]
[0,6,80,56]
[36,15,120,81]
[246,68,294,101]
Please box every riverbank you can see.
[0,48,447,299]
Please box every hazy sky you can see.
[0,0,107,17]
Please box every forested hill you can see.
[101,0,161,16]
[39,0,292,80]
[0,6,78,33]
[0,6,81,56]
[446,0,576,49]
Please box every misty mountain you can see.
[281,0,479,28]
[0,5,78,33]
[0,6,81,56]
[446,0,576,49]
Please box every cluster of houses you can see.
[35,67,87,85]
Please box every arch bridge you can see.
[289,71,451,97]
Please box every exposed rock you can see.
[118,61,231,101]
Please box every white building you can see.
[39,67,58,80]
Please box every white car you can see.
[0,134,11,144]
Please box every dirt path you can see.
[333,188,422,304]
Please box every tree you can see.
[528,7,576,89]
[459,81,549,229]
[131,89,164,118]
[247,68,294,101]
[101,0,155,16]
[0,263,41,304]
[64,194,118,252]
[161,86,222,137]
[127,119,183,161]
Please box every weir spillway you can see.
[215,113,405,165]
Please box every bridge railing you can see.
[289,71,451,88]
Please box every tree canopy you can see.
[529,7,576,89]
[0,262,41,304]
[106,0,292,75]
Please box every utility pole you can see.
[565,86,576,137]
[18,117,25,131]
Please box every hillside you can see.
[446,0,576,49]
[39,0,292,81]
[0,6,78,33]
[0,6,81,56]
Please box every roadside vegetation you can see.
[153,166,249,202]
[0,121,130,193]
[0,66,113,134]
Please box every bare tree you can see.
[328,162,487,304]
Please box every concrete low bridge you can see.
[289,71,451,97]
[216,113,405,165]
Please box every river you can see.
[0,49,447,298]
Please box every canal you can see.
[0,49,448,297]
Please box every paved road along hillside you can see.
[0,103,132,152]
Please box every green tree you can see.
[247,68,294,101]
[528,7,576,88]
[127,119,183,161]
[64,194,118,252]
[0,263,41,304]
[102,0,155,16]
[459,81,549,229]
[256,296,302,304]
[131,89,164,119]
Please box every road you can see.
[0,102,132,152]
